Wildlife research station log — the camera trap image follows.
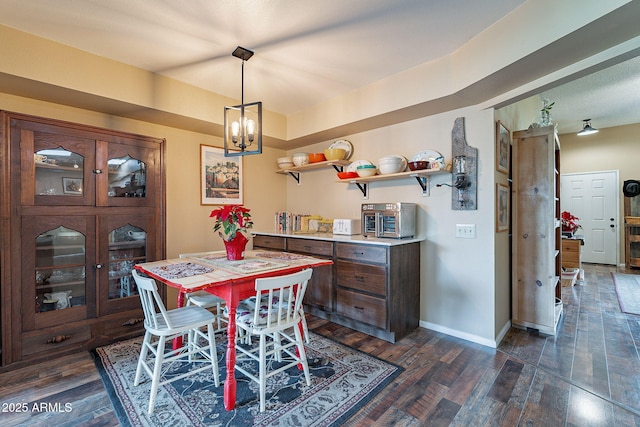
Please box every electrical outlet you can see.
[456,224,476,238]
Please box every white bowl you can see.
[356,166,377,177]
[277,156,294,169]
[377,156,407,174]
[292,153,310,167]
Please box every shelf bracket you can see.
[287,171,300,184]
[331,164,344,173]
[414,175,430,196]
[354,182,368,198]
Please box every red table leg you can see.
[224,303,237,410]
[173,291,186,350]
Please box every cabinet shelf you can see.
[337,169,450,197]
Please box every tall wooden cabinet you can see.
[0,112,165,369]
[512,125,563,335]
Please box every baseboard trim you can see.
[419,319,511,349]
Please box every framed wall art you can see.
[496,182,510,233]
[496,121,510,174]
[62,177,83,195]
[200,145,243,205]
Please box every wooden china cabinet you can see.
[0,112,165,369]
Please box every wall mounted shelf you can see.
[337,169,450,197]
[276,160,350,183]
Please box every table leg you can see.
[224,304,237,410]
[173,291,186,350]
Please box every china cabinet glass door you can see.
[98,214,157,315]
[15,125,97,206]
[21,216,96,330]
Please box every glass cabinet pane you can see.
[35,148,84,196]
[108,155,146,198]
[108,225,147,299]
[35,226,86,313]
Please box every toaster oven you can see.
[361,202,416,238]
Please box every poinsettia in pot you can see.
[210,204,253,260]
[561,211,581,236]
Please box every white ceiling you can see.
[1,0,639,135]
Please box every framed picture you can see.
[62,177,83,195]
[496,183,510,233]
[496,121,510,174]
[200,145,243,205]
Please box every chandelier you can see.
[224,46,262,156]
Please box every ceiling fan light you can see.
[577,119,598,136]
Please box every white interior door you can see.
[560,171,619,265]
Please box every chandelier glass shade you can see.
[224,47,262,156]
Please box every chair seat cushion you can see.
[229,295,294,327]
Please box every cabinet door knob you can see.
[93,169,103,174]
[95,264,103,269]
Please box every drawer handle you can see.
[353,252,365,256]
[355,275,365,282]
[46,335,71,344]
[354,306,365,310]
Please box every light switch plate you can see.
[456,224,476,238]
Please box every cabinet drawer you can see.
[22,324,91,357]
[336,243,387,263]
[336,260,386,295]
[100,310,146,338]
[287,238,333,257]
[336,289,386,328]
[252,235,286,250]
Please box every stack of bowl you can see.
[377,155,407,175]
[292,153,310,167]
[277,157,294,169]
[356,164,377,177]
[308,153,326,163]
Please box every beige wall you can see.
[559,123,640,262]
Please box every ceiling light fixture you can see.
[224,46,262,156]
[577,119,598,136]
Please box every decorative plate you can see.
[346,159,374,172]
[412,150,445,168]
[328,139,353,160]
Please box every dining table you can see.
[134,249,333,411]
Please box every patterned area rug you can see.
[612,272,640,315]
[93,332,402,426]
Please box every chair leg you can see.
[294,326,311,386]
[134,331,152,386]
[259,334,267,412]
[148,336,166,415]
[208,325,220,387]
[300,311,310,344]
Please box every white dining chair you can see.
[233,268,313,412]
[131,270,220,414]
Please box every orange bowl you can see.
[308,153,326,163]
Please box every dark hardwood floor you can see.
[1,263,639,426]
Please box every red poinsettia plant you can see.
[210,204,253,241]
[561,211,581,233]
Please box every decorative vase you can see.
[223,233,248,260]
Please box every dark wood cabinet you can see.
[252,233,420,342]
[1,112,165,369]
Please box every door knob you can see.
[610,224,615,228]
